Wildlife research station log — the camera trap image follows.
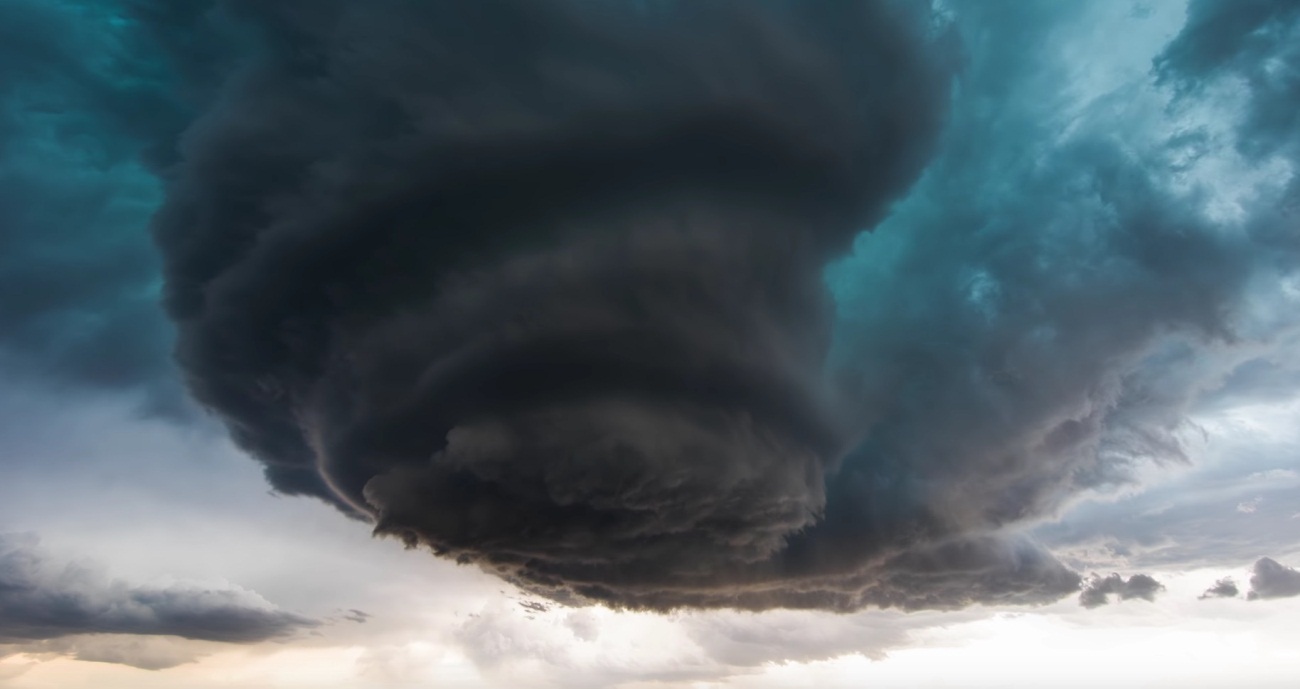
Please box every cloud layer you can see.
[0,533,317,644]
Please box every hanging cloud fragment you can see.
[1078,573,1165,608]
[1199,577,1239,600]
[1247,557,1300,600]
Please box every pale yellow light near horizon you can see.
[5,568,1300,689]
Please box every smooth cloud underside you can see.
[8,0,1299,613]
[0,534,317,645]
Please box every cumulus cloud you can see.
[1247,557,1300,600]
[0,533,318,646]
[1199,577,1239,600]
[1078,573,1165,608]
[445,599,984,688]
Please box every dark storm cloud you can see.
[134,0,1298,611]
[150,0,1043,611]
[1247,557,1300,600]
[1156,0,1300,157]
[1025,0,1300,576]
[826,0,1300,606]
[1078,573,1165,609]
[0,0,197,413]
[0,533,318,644]
[1199,577,1239,599]
[1156,0,1300,265]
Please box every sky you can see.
[2,0,1300,687]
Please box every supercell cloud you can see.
[9,0,1300,612]
[151,0,980,610]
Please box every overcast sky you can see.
[4,1,1300,687]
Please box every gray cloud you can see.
[147,0,1073,612]
[1027,0,1300,576]
[142,0,1300,612]
[0,0,193,414]
[4,634,215,671]
[0,533,318,645]
[13,0,1300,616]
[1247,557,1300,600]
[1078,573,1165,608]
[1036,460,1300,572]
[1156,0,1300,159]
[1200,577,1239,600]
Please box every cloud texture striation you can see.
[11,0,1300,612]
[0,534,317,644]
[149,0,1300,610]
[146,0,1009,610]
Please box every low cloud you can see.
[1199,577,1240,600]
[1078,573,1165,608]
[1247,557,1300,600]
[3,634,216,671]
[0,533,319,648]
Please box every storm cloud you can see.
[147,0,1031,611]
[0,0,191,413]
[0,533,317,644]
[134,0,1300,611]
[9,0,1295,613]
